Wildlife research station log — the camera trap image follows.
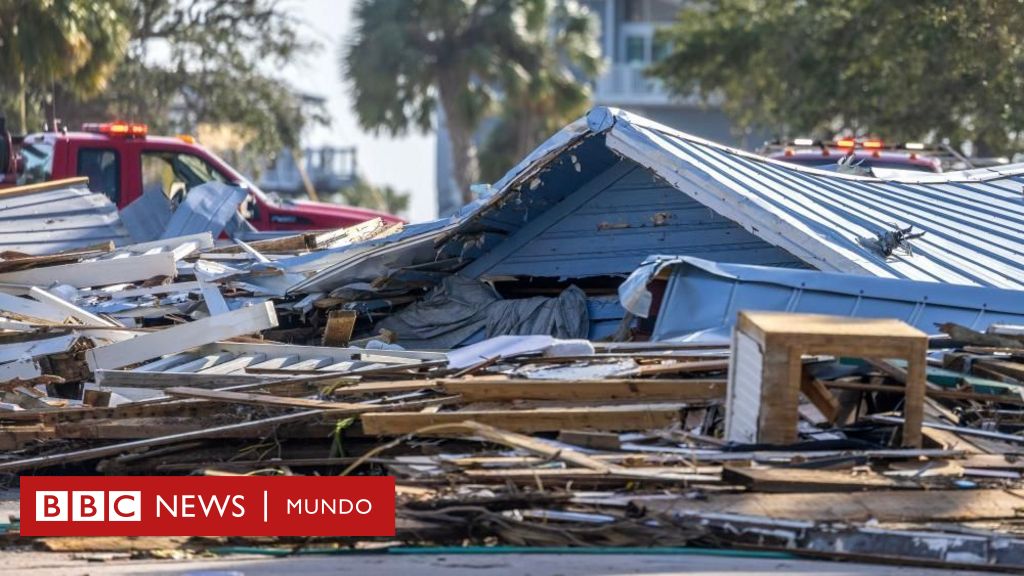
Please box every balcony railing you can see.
[594,63,708,107]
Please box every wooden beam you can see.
[86,301,278,370]
[648,488,1024,522]
[0,176,89,198]
[164,387,386,411]
[0,252,177,288]
[722,465,920,492]
[27,287,122,328]
[438,379,725,402]
[822,379,1024,406]
[360,404,684,435]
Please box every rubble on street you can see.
[3,109,1024,572]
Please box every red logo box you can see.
[20,476,395,536]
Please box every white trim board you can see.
[0,252,178,288]
[86,301,278,370]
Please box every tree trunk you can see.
[437,72,479,206]
[17,69,27,134]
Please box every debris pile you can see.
[3,109,1024,572]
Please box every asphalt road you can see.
[0,551,998,576]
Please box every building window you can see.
[625,35,647,63]
[77,148,120,204]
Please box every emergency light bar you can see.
[81,121,148,138]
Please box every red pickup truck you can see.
[0,119,403,231]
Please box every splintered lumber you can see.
[823,379,1024,406]
[438,379,725,402]
[0,409,323,473]
[648,489,1024,523]
[0,252,177,288]
[27,286,121,327]
[360,404,684,435]
[321,309,357,346]
[0,396,450,472]
[619,359,729,377]
[722,466,920,492]
[463,467,720,483]
[86,301,278,370]
[163,387,459,412]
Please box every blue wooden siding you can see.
[462,158,804,279]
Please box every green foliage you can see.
[0,0,130,132]
[1,0,322,157]
[650,0,1024,153]
[85,0,323,156]
[334,179,411,216]
[344,0,602,203]
[479,0,602,182]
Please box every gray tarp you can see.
[375,276,589,349]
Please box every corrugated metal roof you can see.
[0,180,130,254]
[293,106,1024,296]
[603,109,1024,288]
[620,256,1024,342]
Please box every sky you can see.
[281,0,438,221]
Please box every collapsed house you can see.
[3,110,1024,571]
[273,107,1024,348]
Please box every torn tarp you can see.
[374,275,589,349]
[621,256,1024,342]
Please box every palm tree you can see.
[479,1,602,181]
[0,0,129,132]
[344,0,598,206]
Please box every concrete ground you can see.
[0,488,994,576]
[0,551,998,576]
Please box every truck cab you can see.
[2,121,403,232]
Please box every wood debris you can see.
[1,181,1024,572]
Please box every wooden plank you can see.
[78,281,202,300]
[649,489,1024,522]
[114,232,214,255]
[27,286,122,328]
[322,310,356,346]
[195,353,266,375]
[93,370,276,389]
[165,352,238,373]
[0,334,77,364]
[198,341,446,362]
[823,379,1024,406]
[164,387,383,410]
[0,396,453,472]
[198,279,229,315]
[360,404,684,435]
[0,243,113,273]
[722,466,920,492]
[0,357,42,381]
[0,176,89,198]
[462,467,719,483]
[439,379,726,402]
[799,374,839,422]
[86,302,278,370]
[0,409,325,473]
[620,359,729,377]
[0,252,177,288]
[0,291,68,323]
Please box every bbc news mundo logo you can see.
[35,491,141,522]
